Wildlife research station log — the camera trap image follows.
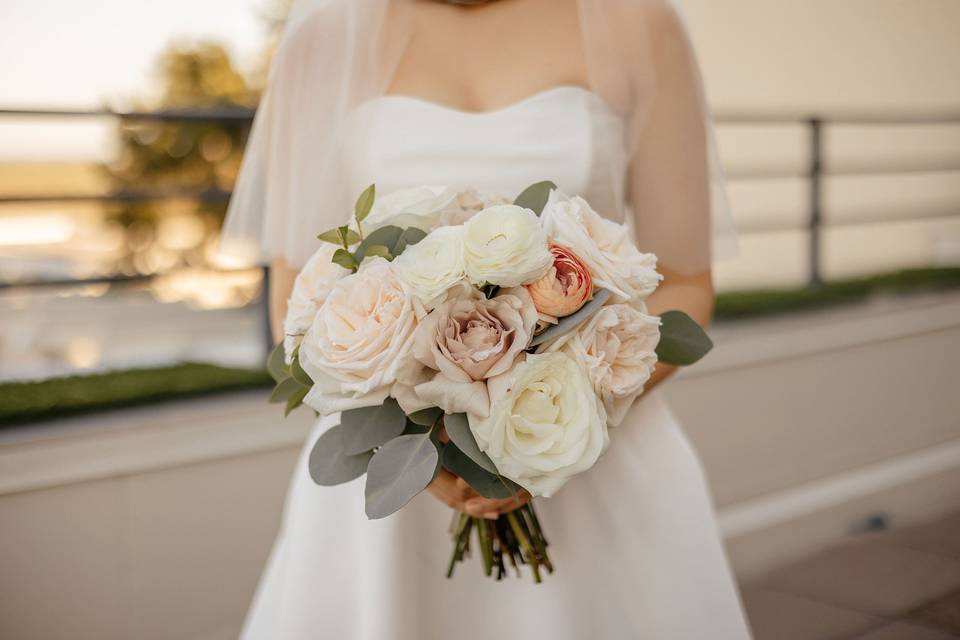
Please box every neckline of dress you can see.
[375,85,616,118]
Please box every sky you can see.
[0,0,266,160]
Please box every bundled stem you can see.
[446,501,553,583]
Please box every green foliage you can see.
[0,363,272,428]
[530,289,611,347]
[308,424,374,486]
[656,310,714,365]
[365,433,441,519]
[513,180,557,216]
[442,442,520,499]
[444,413,498,475]
[714,267,960,321]
[354,184,376,226]
[339,399,408,455]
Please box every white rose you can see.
[394,225,466,309]
[462,204,553,287]
[470,351,609,497]
[283,244,349,363]
[299,257,423,414]
[541,192,662,303]
[546,304,660,427]
[363,186,459,232]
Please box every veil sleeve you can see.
[582,0,738,273]
[217,0,409,268]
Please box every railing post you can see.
[808,118,824,288]
[261,264,274,358]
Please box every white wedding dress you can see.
[241,86,752,640]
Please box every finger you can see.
[454,477,479,501]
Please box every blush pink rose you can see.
[526,244,593,317]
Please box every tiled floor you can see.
[741,511,960,639]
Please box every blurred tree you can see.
[104,42,260,274]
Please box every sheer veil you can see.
[219,0,736,273]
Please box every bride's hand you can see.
[427,470,531,519]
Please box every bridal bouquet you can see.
[267,181,713,582]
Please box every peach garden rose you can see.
[526,243,593,317]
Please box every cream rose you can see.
[462,204,553,287]
[283,243,349,363]
[541,192,662,303]
[469,351,609,497]
[299,257,423,414]
[546,304,660,427]
[394,225,466,309]
[362,186,459,232]
[394,285,538,417]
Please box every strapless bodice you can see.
[342,86,628,215]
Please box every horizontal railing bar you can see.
[0,189,233,205]
[2,106,959,126]
[0,106,255,122]
[735,208,960,233]
[0,268,264,292]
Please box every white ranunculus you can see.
[541,191,662,303]
[394,225,466,309]
[363,186,459,232]
[462,204,553,287]
[546,303,660,427]
[298,257,423,414]
[283,243,349,363]
[470,351,609,497]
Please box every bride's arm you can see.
[643,268,714,392]
[268,258,299,344]
[628,4,717,392]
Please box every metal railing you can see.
[2,105,959,336]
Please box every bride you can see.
[220,0,751,638]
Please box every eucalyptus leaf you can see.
[408,406,443,427]
[309,424,373,486]
[267,342,288,383]
[403,419,432,435]
[285,385,309,416]
[361,244,392,262]
[394,227,427,256]
[269,376,303,404]
[337,225,361,247]
[656,310,714,365]
[513,180,557,216]
[443,442,519,499]
[354,184,376,225]
[353,225,403,263]
[317,228,344,245]
[443,413,498,474]
[339,398,408,455]
[365,433,440,519]
[530,288,611,347]
[290,350,312,386]
[332,248,358,271]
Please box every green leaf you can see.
[408,406,443,427]
[332,248,358,271]
[285,385,309,416]
[352,225,427,263]
[444,413,498,474]
[656,310,714,365]
[317,228,345,245]
[336,225,361,247]
[354,184,376,225]
[402,419,432,435]
[364,433,440,519]
[442,442,520,499]
[266,342,288,383]
[530,288,611,347]
[513,180,557,216]
[361,244,392,262]
[309,424,373,486]
[290,350,313,386]
[269,377,302,404]
[339,398,408,456]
